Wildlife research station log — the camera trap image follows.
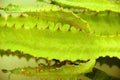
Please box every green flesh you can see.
[0,10,91,60]
[0,1,120,79]
[0,11,120,60]
[0,27,90,60]
[6,60,95,79]
[24,11,90,33]
[52,0,120,12]
[78,12,120,35]
[0,26,120,61]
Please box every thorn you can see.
[61,60,73,65]
[11,51,14,56]
[0,14,1,17]
[4,23,7,27]
[20,51,24,56]
[107,10,111,15]
[34,24,37,28]
[107,33,109,37]
[59,8,63,11]
[6,49,11,56]
[34,57,39,62]
[19,14,25,18]
[118,12,120,16]
[46,25,49,30]
[21,24,24,28]
[93,31,95,34]
[79,28,82,31]
[18,52,24,58]
[14,50,21,56]
[100,33,102,37]
[12,24,15,28]
[116,32,119,36]
[25,57,31,61]
[8,14,12,17]
[24,54,32,61]
[67,28,71,32]
[95,11,99,15]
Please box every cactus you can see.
[0,0,120,80]
[51,0,120,13]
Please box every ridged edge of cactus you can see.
[51,0,120,13]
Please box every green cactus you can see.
[0,0,120,80]
[51,0,120,12]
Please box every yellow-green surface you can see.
[0,0,120,79]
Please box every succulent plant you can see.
[0,0,120,80]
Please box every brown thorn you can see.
[79,28,82,31]
[19,14,25,18]
[8,14,12,17]
[107,10,111,15]
[12,24,15,28]
[34,57,39,62]
[11,51,14,56]
[5,49,11,56]
[100,33,102,37]
[59,8,63,11]
[25,55,32,61]
[95,11,99,16]
[34,24,37,28]
[4,23,7,27]
[93,31,95,34]
[17,51,24,58]
[45,26,49,30]
[107,33,109,37]
[21,24,24,28]
[67,28,71,32]
[116,32,119,36]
